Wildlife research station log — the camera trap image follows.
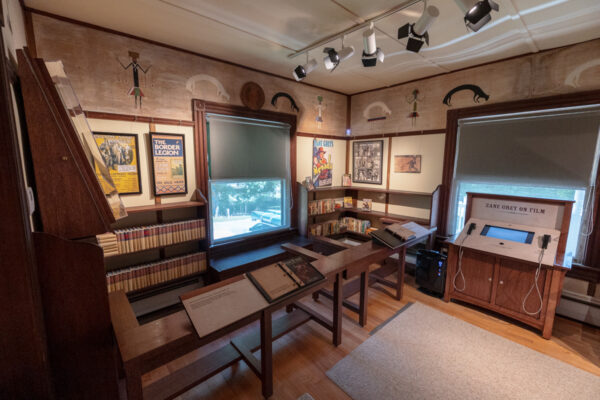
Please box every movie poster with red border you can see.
[312,139,333,187]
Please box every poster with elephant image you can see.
[93,132,141,194]
[150,132,188,196]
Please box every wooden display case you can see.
[444,193,573,339]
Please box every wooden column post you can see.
[332,273,343,346]
[359,270,369,326]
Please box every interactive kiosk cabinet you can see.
[444,193,573,339]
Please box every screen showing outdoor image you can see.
[210,179,286,241]
[481,225,534,244]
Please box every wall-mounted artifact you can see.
[271,92,299,112]
[394,155,421,173]
[406,89,423,126]
[353,140,383,185]
[117,51,151,108]
[565,59,600,88]
[443,84,489,106]
[312,138,333,187]
[363,101,392,122]
[316,95,325,128]
[93,132,142,195]
[150,132,187,196]
[185,74,230,101]
[240,81,265,110]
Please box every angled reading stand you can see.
[17,47,126,399]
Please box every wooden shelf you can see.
[343,208,430,225]
[104,238,205,259]
[125,201,205,215]
[125,271,206,302]
[308,186,431,196]
[308,210,342,218]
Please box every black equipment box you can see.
[416,250,447,296]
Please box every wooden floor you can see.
[140,275,600,400]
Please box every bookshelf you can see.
[297,183,441,238]
[101,195,210,306]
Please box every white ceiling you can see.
[25,0,600,94]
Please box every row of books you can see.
[309,217,372,237]
[106,252,207,293]
[96,219,206,256]
[308,197,356,216]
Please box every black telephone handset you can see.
[541,234,551,250]
[467,223,476,235]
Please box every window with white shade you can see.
[206,114,291,243]
[449,106,600,262]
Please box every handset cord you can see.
[452,234,469,292]
[522,248,545,316]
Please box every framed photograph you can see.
[93,132,142,195]
[342,173,352,187]
[352,140,383,184]
[361,198,372,211]
[150,132,188,196]
[394,155,422,173]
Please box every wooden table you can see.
[309,227,436,327]
[109,247,342,400]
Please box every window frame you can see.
[439,89,600,275]
[193,100,297,252]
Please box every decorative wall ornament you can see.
[363,101,392,122]
[240,81,265,110]
[270,92,299,112]
[443,84,489,106]
[185,74,230,101]
[406,89,423,127]
[117,51,151,108]
[316,96,325,128]
[565,59,600,88]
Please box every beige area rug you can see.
[326,302,600,400]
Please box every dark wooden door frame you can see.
[192,100,298,245]
[439,89,600,273]
[0,37,54,399]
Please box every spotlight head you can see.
[362,26,384,67]
[454,0,499,32]
[293,58,317,81]
[398,6,439,53]
[338,46,355,62]
[323,47,340,71]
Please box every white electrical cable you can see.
[452,233,470,292]
[522,248,545,316]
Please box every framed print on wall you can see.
[93,132,142,195]
[394,155,422,173]
[352,140,383,185]
[150,132,188,196]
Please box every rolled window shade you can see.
[455,108,600,188]
[207,114,291,180]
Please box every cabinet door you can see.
[455,249,495,302]
[495,259,547,319]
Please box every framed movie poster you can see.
[93,132,142,195]
[312,138,333,187]
[394,155,421,173]
[150,132,188,196]
[352,140,383,184]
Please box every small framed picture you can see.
[362,198,372,211]
[394,155,422,173]
[342,174,352,187]
[93,132,142,195]
[150,132,188,196]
